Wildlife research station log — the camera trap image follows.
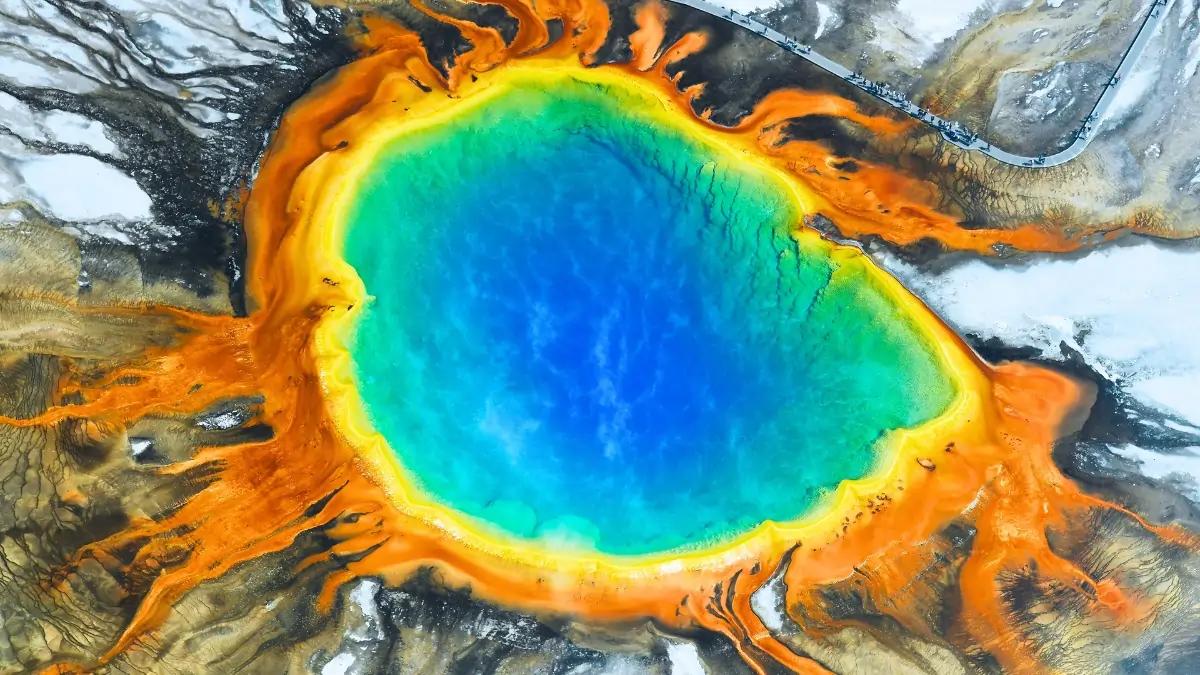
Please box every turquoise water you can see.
[343,76,955,555]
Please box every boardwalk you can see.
[666,0,1169,168]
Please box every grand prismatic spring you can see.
[339,67,958,556]
[5,0,1200,673]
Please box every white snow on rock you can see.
[0,0,303,132]
[1132,372,1200,424]
[346,579,385,642]
[1182,1,1200,84]
[1179,0,1196,26]
[129,438,153,458]
[0,152,152,223]
[873,0,992,63]
[19,154,152,221]
[1111,444,1200,501]
[0,0,321,241]
[814,2,838,39]
[469,611,542,647]
[666,641,708,675]
[40,110,120,155]
[0,46,102,93]
[749,575,786,631]
[877,243,1200,427]
[0,92,121,157]
[1026,67,1065,101]
[896,0,992,44]
[320,579,386,675]
[320,653,356,675]
[104,0,298,65]
[118,10,273,75]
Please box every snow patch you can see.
[320,653,355,675]
[666,642,707,675]
[750,577,786,631]
[1104,48,1162,124]
[1111,445,1200,500]
[346,579,384,642]
[895,0,991,44]
[1180,0,1196,26]
[0,46,101,93]
[874,0,993,62]
[129,438,153,459]
[0,93,121,157]
[1183,27,1200,83]
[1131,372,1200,422]
[1026,67,1064,100]
[814,2,837,39]
[8,154,152,222]
[877,242,1200,428]
[109,6,273,74]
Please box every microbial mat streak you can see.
[22,1,1198,673]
